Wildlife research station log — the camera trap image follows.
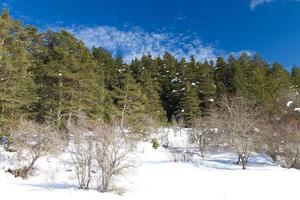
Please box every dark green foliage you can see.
[215,57,228,97]
[0,10,36,129]
[129,54,166,125]
[32,30,105,127]
[0,9,297,130]
[151,138,160,149]
[292,66,300,89]
[178,81,201,126]
[112,70,148,134]
[195,61,216,113]
[158,53,181,123]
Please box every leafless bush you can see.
[66,113,134,192]
[256,118,280,161]
[92,120,134,193]
[190,112,219,158]
[160,127,170,148]
[216,96,264,169]
[272,115,300,168]
[8,119,60,178]
[67,113,95,190]
[261,89,300,168]
[276,88,300,115]
[168,147,193,162]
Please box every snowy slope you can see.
[1,131,300,200]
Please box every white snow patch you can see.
[1,128,300,200]
[295,108,300,112]
[171,77,178,82]
[287,101,293,107]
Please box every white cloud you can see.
[0,0,13,9]
[250,0,300,10]
[250,0,274,10]
[1,3,10,9]
[67,26,219,63]
[46,25,254,64]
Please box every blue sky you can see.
[1,0,300,68]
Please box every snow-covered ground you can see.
[1,130,300,200]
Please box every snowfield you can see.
[1,130,300,200]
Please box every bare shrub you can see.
[168,146,193,162]
[276,88,300,115]
[160,127,170,148]
[9,119,60,178]
[216,96,263,169]
[281,122,300,168]
[256,118,281,161]
[92,120,133,193]
[261,89,300,168]
[67,113,95,190]
[190,112,219,158]
[271,115,300,168]
[67,113,134,192]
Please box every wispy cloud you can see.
[250,0,300,10]
[250,0,274,10]
[67,25,221,63]
[0,1,11,9]
[46,25,253,63]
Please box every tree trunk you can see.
[120,104,126,133]
[241,155,247,170]
[199,147,205,158]
[269,152,277,162]
[234,154,241,164]
[245,152,250,165]
[99,172,109,192]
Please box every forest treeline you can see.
[1,9,300,135]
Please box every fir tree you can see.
[178,81,201,126]
[291,66,300,89]
[196,61,216,113]
[0,9,298,131]
[215,56,227,97]
[133,55,166,124]
[159,53,181,122]
[33,30,105,126]
[0,10,36,129]
[113,71,147,134]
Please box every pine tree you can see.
[0,10,36,129]
[113,71,147,134]
[0,8,299,131]
[226,55,243,95]
[264,63,292,113]
[270,63,292,93]
[215,56,227,97]
[178,81,201,126]
[33,30,105,126]
[291,66,300,89]
[92,47,121,90]
[133,55,166,125]
[246,54,271,104]
[91,47,117,122]
[158,53,181,122]
[143,72,166,124]
[196,61,216,113]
